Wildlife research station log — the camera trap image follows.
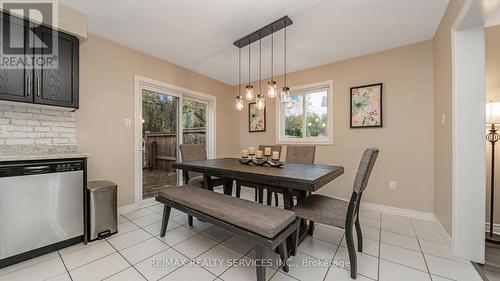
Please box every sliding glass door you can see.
[141,89,180,199]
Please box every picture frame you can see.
[350,83,383,128]
[248,102,266,132]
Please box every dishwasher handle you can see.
[23,166,51,175]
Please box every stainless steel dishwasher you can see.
[0,159,85,267]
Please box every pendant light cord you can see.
[238,48,241,96]
[248,41,251,86]
[271,31,274,81]
[284,23,287,87]
[259,37,262,95]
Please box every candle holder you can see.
[239,157,252,164]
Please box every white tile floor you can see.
[0,187,484,281]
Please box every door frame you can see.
[133,75,216,207]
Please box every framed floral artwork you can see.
[350,83,383,128]
[248,102,266,132]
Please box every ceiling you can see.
[61,0,449,85]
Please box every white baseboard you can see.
[117,198,158,215]
[485,222,500,235]
[360,201,434,221]
[118,203,137,215]
[434,215,452,248]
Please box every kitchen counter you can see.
[0,145,88,162]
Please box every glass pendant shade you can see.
[256,94,265,110]
[280,86,290,102]
[245,85,254,100]
[487,101,500,125]
[235,96,244,111]
[267,81,277,98]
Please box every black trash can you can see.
[88,181,118,241]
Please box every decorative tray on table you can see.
[238,158,284,168]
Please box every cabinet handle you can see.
[27,75,31,96]
[36,77,40,97]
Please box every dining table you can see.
[172,157,344,246]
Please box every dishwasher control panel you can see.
[55,162,83,172]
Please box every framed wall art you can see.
[350,83,383,128]
[248,102,266,132]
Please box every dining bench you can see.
[156,185,300,281]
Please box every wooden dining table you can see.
[172,157,344,244]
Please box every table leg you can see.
[203,173,214,191]
[182,169,189,185]
[223,179,233,195]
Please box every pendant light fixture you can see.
[256,37,265,110]
[267,31,277,98]
[235,48,244,111]
[245,42,254,101]
[233,16,292,111]
[280,24,290,102]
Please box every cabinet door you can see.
[34,26,78,108]
[0,13,32,103]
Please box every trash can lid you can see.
[88,180,117,191]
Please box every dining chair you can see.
[291,147,379,279]
[266,145,316,206]
[179,144,225,189]
[235,145,282,203]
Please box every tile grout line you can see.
[377,212,382,281]
[56,250,74,281]
[321,233,343,281]
[410,218,434,281]
[102,239,150,281]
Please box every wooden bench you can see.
[156,185,300,281]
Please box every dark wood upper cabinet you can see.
[33,26,79,108]
[0,13,79,109]
[0,13,32,103]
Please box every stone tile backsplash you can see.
[0,104,76,145]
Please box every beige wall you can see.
[433,0,466,236]
[76,34,238,206]
[486,25,500,223]
[236,40,435,213]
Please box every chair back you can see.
[285,145,316,164]
[352,147,379,193]
[179,144,207,161]
[258,145,282,155]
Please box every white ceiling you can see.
[61,0,449,85]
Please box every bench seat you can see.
[158,185,296,238]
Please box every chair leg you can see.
[308,221,315,236]
[160,205,171,237]
[254,189,258,201]
[258,189,264,204]
[266,190,272,205]
[255,245,266,281]
[236,183,241,198]
[355,216,363,252]
[274,192,279,206]
[278,242,289,272]
[345,223,358,279]
[291,220,300,256]
[188,215,193,227]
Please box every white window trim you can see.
[276,80,334,145]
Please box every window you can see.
[277,81,334,144]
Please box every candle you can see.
[248,147,256,155]
[264,147,272,156]
[242,149,248,158]
[272,151,280,160]
[256,150,263,159]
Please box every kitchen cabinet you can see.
[0,13,79,109]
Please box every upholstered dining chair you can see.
[235,145,282,203]
[179,144,225,189]
[266,145,316,206]
[292,147,379,279]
